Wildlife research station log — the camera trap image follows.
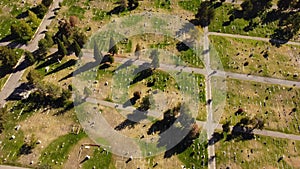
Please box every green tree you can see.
[27,11,40,29]
[42,0,53,7]
[38,38,50,54]
[0,46,18,69]
[30,4,48,19]
[44,32,54,47]
[58,39,67,57]
[60,89,71,102]
[108,37,118,55]
[25,51,35,65]
[72,30,87,48]
[11,20,33,42]
[73,41,82,58]
[27,69,43,85]
[240,0,272,20]
[62,35,70,48]
[128,0,139,10]
[195,1,215,27]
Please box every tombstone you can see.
[15,125,21,131]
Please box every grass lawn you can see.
[209,3,277,38]
[0,75,9,91]
[39,132,87,168]
[178,0,201,13]
[215,134,300,168]
[178,136,208,169]
[0,102,26,165]
[210,35,300,80]
[82,147,115,169]
[222,78,300,134]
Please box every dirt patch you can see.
[63,137,94,169]
[17,110,76,166]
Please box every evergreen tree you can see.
[11,20,33,42]
[42,0,53,7]
[58,39,67,57]
[73,41,82,58]
[195,1,215,27]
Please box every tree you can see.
[62,35,70,48]
[0,46,18,69]
[119,0,128,11]
[27,11,40,29]
[60,89,71,102]
[72,30,87,48]
[73,41,82,58]
[27,69,42,85]
[189,123,200,139]
[107,55,114,64]
[30,4,48,19]
[108,37,118,55]
[222,121,230,133]
[135,43,141,58]
[42,0,53,7]
[25,51,35,65]
[133,91,141,99]
[240,0,272,20]
[195,1,215,27]
[150,50,160,69]
[11,20,33,42]
[139,95,151,111]
[38,38,50,54]
[57,39,67,57]
[128,0,139,10]
[44,32,54,47]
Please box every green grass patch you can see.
[154,0,171,10]
[66,5,86,19]
[210,35,300,80]
[178,0,201,12]
[39,132,87,167]
[178,137,208,169]
[223,78,300,134]
[92,8,109,21]
[178,49,204,68]
[61,0,80,7]
[209,3,277,37]
[0,75,9,90]
[216,135,300,168]
[82,147,114,169]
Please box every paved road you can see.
[196,121,300,141]
[0,0,63,107]
[0,165,30,169]
[209,32,300,46]
[81,49,300,88]
[203,26,216,169]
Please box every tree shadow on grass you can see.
[59,61,99,81]
[35,52,60,69]
[130,68,153,85]
[46,59,77,75]
[114,109,148,130]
